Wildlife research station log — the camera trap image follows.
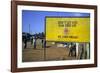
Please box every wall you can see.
[0,0,99,73]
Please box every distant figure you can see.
[41,32,46,48]
[69,43,76,57]
[41,38,44,48]
[68,43,72,56]
[41,38,46,48]
[80,45,84,59]
[31,37,33,45]
[33,34,37,49]
[32,36,35,47]
[72,44,76,56]
[24,36,27,49]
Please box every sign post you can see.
[45,17,90,59]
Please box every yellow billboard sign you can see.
[46,17,90,42]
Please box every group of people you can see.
[68,43,90,59]
[31,36,46,49]
[23,32,46,49]
[68,43,76,57]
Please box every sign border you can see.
[45,16,90,42]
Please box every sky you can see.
[22,10,90,34]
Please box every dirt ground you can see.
[22,40,77,62]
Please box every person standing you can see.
[80,44,84,59]
[34,34,37,49]
[68,43,72,56]
[24,36,27,49]
[41,38,44,48]
[31,37,33,45]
